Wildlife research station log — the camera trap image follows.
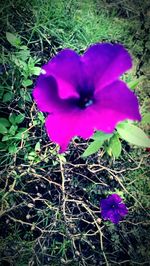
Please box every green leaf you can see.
[15,114,25,124]
[2,135,9,141]
[0,118,10,127]
[29,151,36,156]
[35,141,41,152]
[31,67,41,76]
[28,151,36,161]
[20,45,28,50]
[16,49,30,61]
[127,80,139,90]
[9,113,25,125]
[108,135,122,159]
[8,144,18,154]
[117,123,150,147]
[0,86,4,99]
[15,128,28,140]
[58,154,66,163]
[9,114,16,125]
[28,155,35,161]
[6,32,21,47]
[33,120,38,126]
[127,77,143,90]
[0,124,8,134]
[0,142,7,150]
[82,131,113,157]
[141,113,150,125]
[82,140,104,157]
[92,131,112,141]
[13,57,26,68]
[37,112,45,124]
[9,125,18,136]
[22,79,33,87]
[3,92,14,102]
[20,90,32,102]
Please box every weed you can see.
[0,0,149,265]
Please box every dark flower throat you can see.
[77,96,94,109]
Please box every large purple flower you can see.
[33,43,141,152]
[100,194,128,224]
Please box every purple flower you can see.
[100,194,128,224]
[33,43,141,152]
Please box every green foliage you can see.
[141,112,150,125]
[127,78,143,90]
[0,0,149,265]
[117,122,150,147]
[92,131,113,141]
[9,113,25,125]
[3,91,14,102]
[0,113,28,154]
[51,239,71,257]
[125,168,150,209]
[32,112,45,126]
[5,32,41,89]
[82,139,104,157]
[82,118,150,158]
[106,134,122,159]
[0,118,10,128]
[82,131,112,157]
[35,141,41,152]
[12,49,41,86]
[6,32,21,47]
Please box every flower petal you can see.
[118,203,128,216]
[42,49,84,99]
[44,79,141,151]
[82,43,132,90]
[101,209,121,224]
[33,75,77,113]
[109,194,122,204]
[33,75,61,113]
[45,109,94,152]
[101,209,113,220]
[90,80,141,133]
[33,45,141,153]
[109,211,121,224]
[45,111,76,152]
[100,198,110,210]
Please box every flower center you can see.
[111,204,115,209]
[78,97,94,109]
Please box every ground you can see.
[0,0,150,265]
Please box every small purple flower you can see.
[33,43,141,152]
[100,194,128,224]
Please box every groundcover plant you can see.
[0,1,150,265]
